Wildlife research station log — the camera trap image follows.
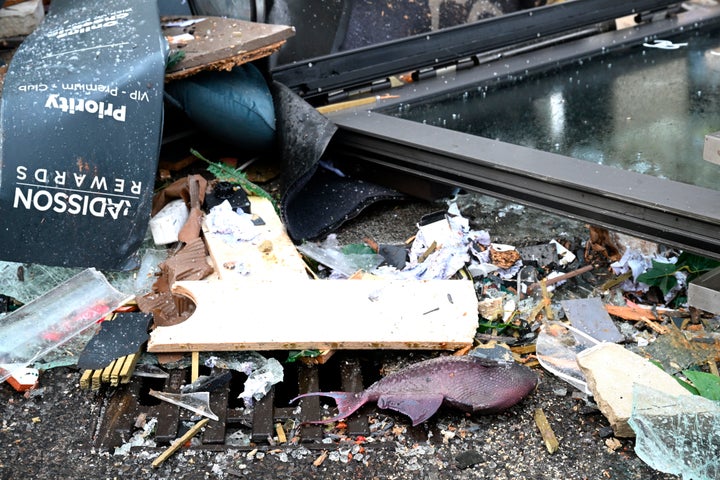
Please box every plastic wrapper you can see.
[535,322,594,394]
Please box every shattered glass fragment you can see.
[205,352,284,407]
[226,430,252,447]
[113,417,158,456]
[629,384,720,480]
[239,357,284,407]
[180,370,232,393]
[149,389,219,421]
[0,235,164,304]
[298,234,384,277]
[535,323,591,394]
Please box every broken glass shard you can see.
[180,370,232,393]
[629,384,720,480]
[298,234,384,277]
[535,322,590,394]
[149,389,219,421]
[239,357,284,408]
[205,352,284,407]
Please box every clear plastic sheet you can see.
[0,268,130,383]
[535,322,593,394]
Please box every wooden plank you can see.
[147,277,478,352]
[151,370,184,444]
[203,197,308,281]
[340,359,368,436]
[163,17,295,81]
[94,378,141,450]
[110,358,124,386]
[296,364,322,441]
[251,386,275,444]
[149,195,477,352]
[203,387,229,444]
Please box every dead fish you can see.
[291,355,538,426]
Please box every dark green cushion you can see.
[165,63,275,151]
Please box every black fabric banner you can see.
[0,0,166,269]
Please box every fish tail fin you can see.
[290,391,367,424]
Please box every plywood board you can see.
[147,277,479,352]
[202,197,308,280]
[163,16,295,81]
[148,195,479,352]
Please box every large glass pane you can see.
[389,26,720,190]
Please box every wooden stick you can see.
[191,351,200,383]
[79,370,92,390]
[152,418,209,468]
[119,353,140,384]
[534,408,559,454]
[604,305,668,334]
[600,271,632,290]
[540,280,554,321]
[275,423,287,443]
[315,94,399,114]
[528,264,594,292]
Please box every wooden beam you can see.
[147,277,479,352]
[202,197,308,281]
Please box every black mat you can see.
[272,82,405,242]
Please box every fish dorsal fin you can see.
[377,393,445,426]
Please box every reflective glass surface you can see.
[390,27,720,190]
[269,0,539,66]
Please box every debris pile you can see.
[0,2,718,480]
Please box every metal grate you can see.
[91,355,370,451]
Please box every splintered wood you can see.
[534,408,559,454]
[147,197,479,353]
[163,17,295,81]
[80,353,140,390]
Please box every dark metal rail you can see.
[271,0,682,99]
[330,114,720,260]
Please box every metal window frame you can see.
[325,5,720,259]
[271,0,682,100]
